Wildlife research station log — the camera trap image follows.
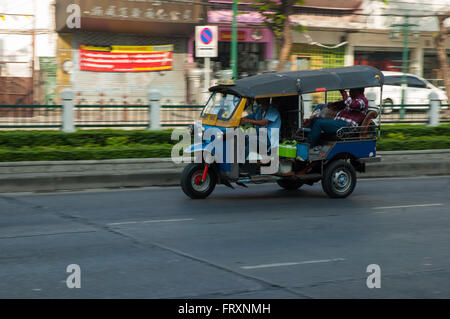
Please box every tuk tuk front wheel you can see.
[181,163,217,199]
[322,160,356,198]
[276,178,304,190]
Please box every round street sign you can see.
[200,28,213,45]
[195,25,218,58]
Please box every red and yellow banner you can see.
[219,31,246,41]
[79,44,173,72]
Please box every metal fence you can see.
[0,105,62,129]
[0,104,448,130]
[0,104,204,129]
[74,105,149,128]
[379,104,450,124]
[161,105,203,127]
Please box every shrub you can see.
[0,130,176,148]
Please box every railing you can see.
[379,104,450,124]
[74,105,149,128]
[0,103,448,130]
[0,105,62,129]
[161,105,203,127]
[0,104,204,130]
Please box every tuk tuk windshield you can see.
[202,92,241,121]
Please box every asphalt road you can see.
[0,176,449,299]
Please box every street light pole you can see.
[391,14,418,119]
[400,15,410,119]
[231,0,238,79]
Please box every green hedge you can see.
[0,145,173,162]
[0,125,448,149]
[379,124,450,139]
[378,137,450,151]
[0,130,176,148]
[0,126,448,161]
[378,124,450,150]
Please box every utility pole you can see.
[230,0,238,79]
[390,14,419,119]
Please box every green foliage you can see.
[378,124,450,150]
[0,125,448,161]
[105,136,129,146]
[0,130,177,148]
[0,145,173,162]
[385,132,406,140]
[380,124,450,139]
[249,0,305,38]
[378,137,450,151]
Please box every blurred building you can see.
[2,0,449,106]
[289,0,450,89]
[0,0,57,105]
[54,0,207,105]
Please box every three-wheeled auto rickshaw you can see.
[180,65,383,199]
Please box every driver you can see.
[239,98,281,151]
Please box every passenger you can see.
[306,88,368,148]
[303,103,336,128]
[240,98,281,152]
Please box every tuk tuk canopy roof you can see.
[210,65,384,98]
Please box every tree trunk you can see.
[435,13,450,117]
[277,0,295,72]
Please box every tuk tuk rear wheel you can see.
[322,160,356,198]
[276,179,304,190]
[181,163,217,199]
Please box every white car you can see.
[366,71,448,113]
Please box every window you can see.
[384,76,403,86]
[407,76,427,88]
[295,55,311,70]
[202,92,241,120]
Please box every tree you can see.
[251,0,304,72]
[434,12,450,114]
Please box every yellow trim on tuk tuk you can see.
[253,92,298,98]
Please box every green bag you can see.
[279,140,297,158]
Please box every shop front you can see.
[211,26,274,77]
[354,48,404,72]
[423,49,450,89]
[189,7,274,79]
[55,0,206,104]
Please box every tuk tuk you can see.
[180,65,383,199]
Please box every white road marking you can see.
[241,258,346,270]
[107,218,194,226]
[372,203,443,210]
[359,175,450,181]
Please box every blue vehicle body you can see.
[326,140,376,160]
[184,124,378,178]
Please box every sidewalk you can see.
[0,150,449,192]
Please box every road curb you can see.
[0,150,449,192]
